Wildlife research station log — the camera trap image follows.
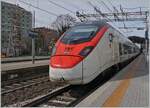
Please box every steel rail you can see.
[22,85,72,107]
[2,76,49,95]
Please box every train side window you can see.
[129,46,132,54]
[128,46,131,54]
[123,44,128,54]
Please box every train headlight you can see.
[79,46,94,57]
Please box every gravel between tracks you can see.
[1,78,66,107]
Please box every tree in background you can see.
[51,14,76,36]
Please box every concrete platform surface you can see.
[1,60,49,72]
[76,54,149,107]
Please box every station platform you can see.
[1,59,49,72]
[1,56,50,63]
[76,54,149,107]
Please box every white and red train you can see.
[49,21,140,85]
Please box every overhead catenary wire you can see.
[104,0,120,21]
[95,0,109,13]
[47,0,83,22]
[61,0,81,10]
[47,0,75,14]
[85,1,148,36]
[106,2,127,29]
[89,1,120,28]
[18,0,58,16]
[119,4,127,29]
[98,0,121,22]
[87,1,117,27]
[107,0,119,14]
[100,1,113,13]
[120,4,147,30]
[122,6,149,10]
[96,0,127,31]
[119,5,141,31]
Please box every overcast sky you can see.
[1,0,150,37]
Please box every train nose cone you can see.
[49,58,83,84]
[50,55,83,68]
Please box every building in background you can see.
[1,1,32,57]
[34,27,59,55]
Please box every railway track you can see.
[1,76,49,95]
[21,77,106,107]
[20,68,119,107]
[22,85,74,107]
[1,75,66,106]
[2,72,48,87]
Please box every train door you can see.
[109,31,119,64]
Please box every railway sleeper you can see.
[47,99,71,107]
[56,96,76,102]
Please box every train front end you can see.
[49,22,107,84]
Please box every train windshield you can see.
[60,26,99,44]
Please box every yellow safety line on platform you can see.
[102,55,142,107]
